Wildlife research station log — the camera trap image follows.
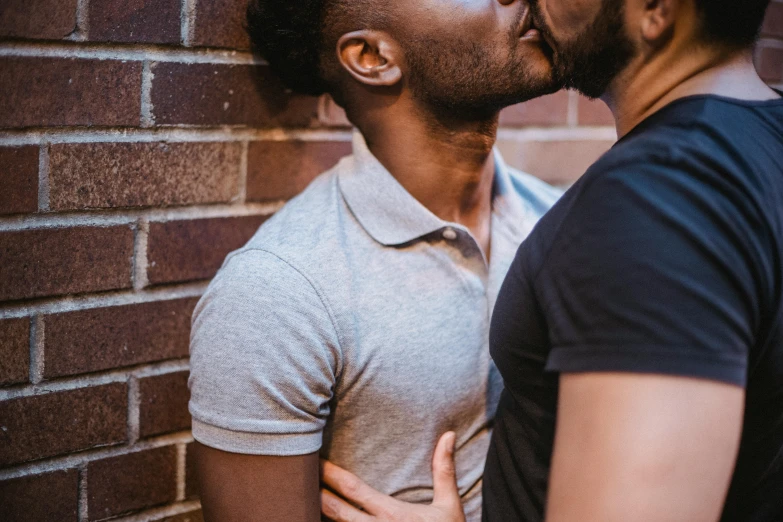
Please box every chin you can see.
[510,58,558,98]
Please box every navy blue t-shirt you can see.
[484,93,783,522]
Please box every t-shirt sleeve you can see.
[188,249,342,456]
[541,161,764,387]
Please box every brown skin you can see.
[196,1,556,521]
[335,0,554,256]
[322,1,779,521]
[194,443,320,522]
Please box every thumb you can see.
[431,431,461,508]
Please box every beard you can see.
[401,24,560,121]
[531,0,636,99]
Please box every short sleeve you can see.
[540,162,763,387]
[189,249,342,456]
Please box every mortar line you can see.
[0,127,354,146]
[133,218,150,291]
[29,315,45,384]
[0,358,191,401]
[78,464,89,522]
[237,141,249,204]
[182,0,198,46]
[175,443,188,501]
[140,61,155,128]
[0,41,260,64]
[69,0,90,42]
[0,125,616,147]
[0,282,209,319]
[0,200,283,231]
[127,376,141,444]
[566,91,580,127]
[497,126,617,141]
[758,37,783,49]
[0,431,195,481]
[38,143,50,212]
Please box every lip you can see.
[519,7,535,38]
[518,9,542,42]
[520,27,542,42]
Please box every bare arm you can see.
[194,442,321,522]
[546,372,745,522]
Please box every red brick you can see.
[762,2,783,38]
[499,91,569,127]
[147,215,267,285]
[192,0,250,50]
[0,226,134,302]
[577,96,614,126]
[185,442,199,499]
[0,469,79,522]
[247,141,352,201]
[0,0,77,40]
[88,0,181,44]
[756,45,783,83]
[44,298,198,378]
[0,383,127,466]
[151,63,319,127]
[161,510,204,522]
[0,317,29,386]
[0,145,39,215]
[49,142,242,210]
[496,139,615,186]
[87,446,177,520]
[0,57,142,129]
[138,371,191,438]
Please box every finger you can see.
[321,460,389,515]
[432,431,461,508]
[321,489,374,522]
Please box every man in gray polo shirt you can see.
[188,0,562,520]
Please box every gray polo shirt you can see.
[189,132,560,521]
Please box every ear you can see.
[336,30,403,87]
[639,0,678,44]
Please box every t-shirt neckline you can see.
[616,89,783,145]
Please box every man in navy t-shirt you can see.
[483,1,783,521]
[319,1,783,521]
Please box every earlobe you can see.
[337,31,403,87]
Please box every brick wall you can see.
[0,1,781,521]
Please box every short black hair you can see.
[246,0,388,97]
[695,0,771,48]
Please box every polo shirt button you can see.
[442,228,458,241]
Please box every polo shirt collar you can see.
[338,131,529,246]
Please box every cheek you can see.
[542,0,601,39]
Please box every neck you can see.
[355,101,499,253]
[604,44,778,139]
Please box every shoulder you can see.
[200,163,349,316]
[228,161,353,282]
[194,247,336,337]
[245,165,343,252]
[546,118,768,274]
[579,109,756,210]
